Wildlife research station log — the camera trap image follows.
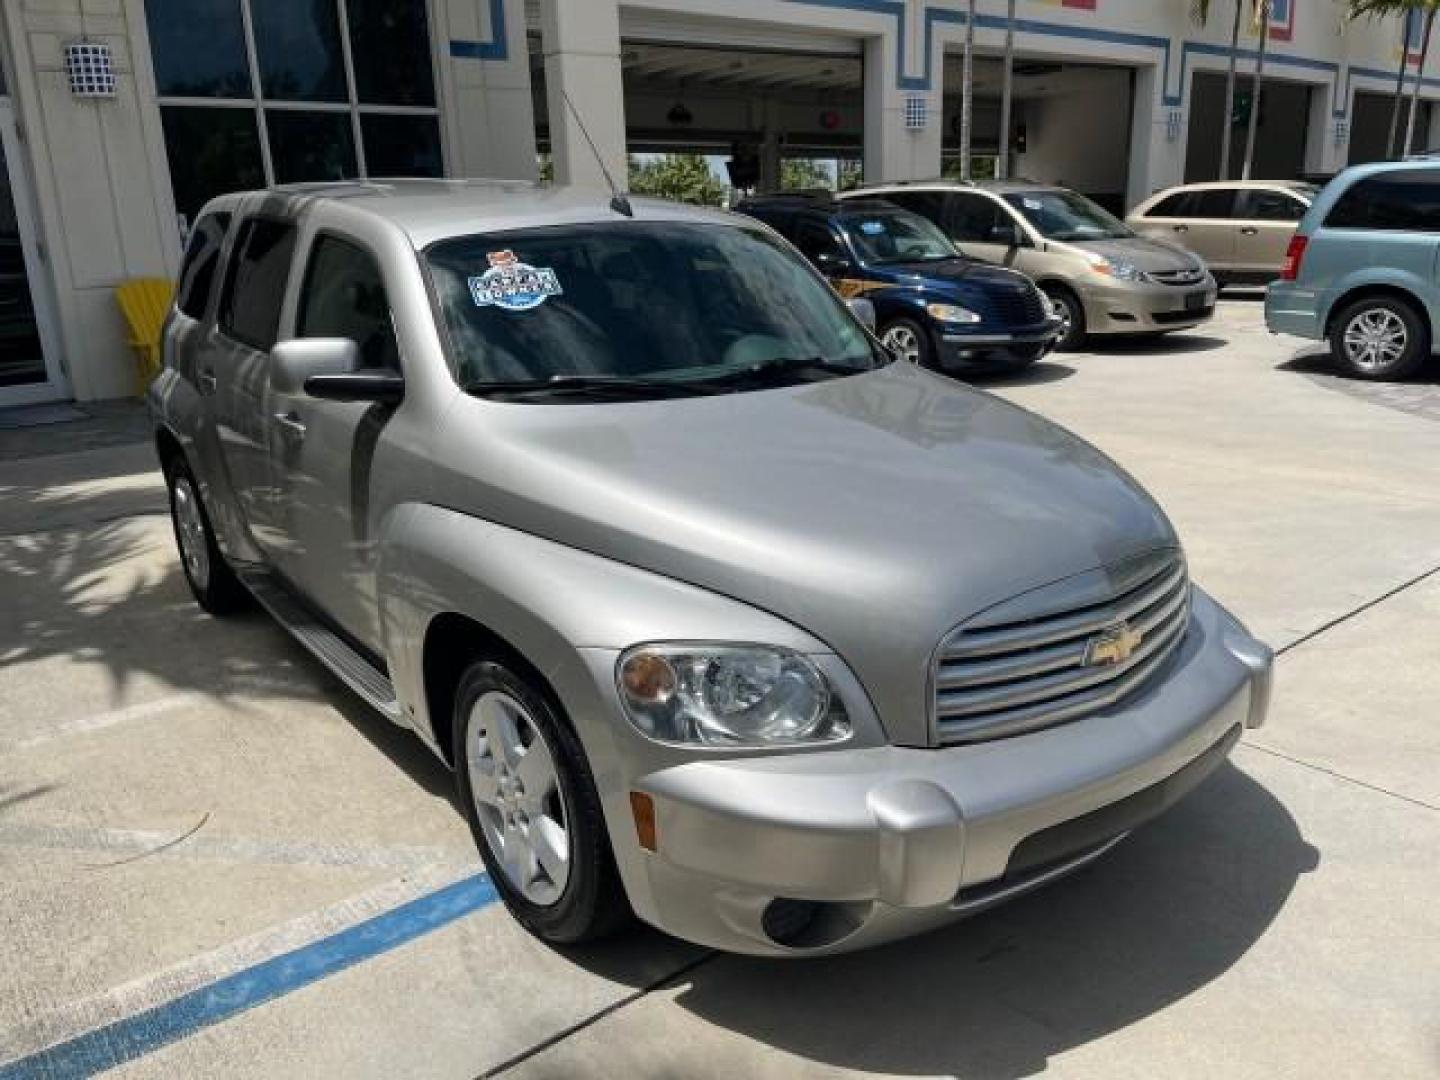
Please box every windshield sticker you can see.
[468,250,563,311]
[859,220,886,235]
[1021,197,1043,210]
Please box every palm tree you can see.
[997,0,1017,180]
[1403,3,1439,154]
[960,0,977,180]
[1192,0,1247,180]
[1351,0,1440,157]
[1241,0,1272,180]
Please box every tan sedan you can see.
[1128,181,1318,287]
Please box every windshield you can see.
[1002,190,1133,242]
[426,222,882,399]
[840,208,960,264]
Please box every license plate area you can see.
[1184,291,1210,311]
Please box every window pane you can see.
[1326,171,1440,231]
[249,0,346,102]
[1193,190,1237,219]
[266,110,356,183]
[176,212,232,319]
[361,114,443,177]
[159,107,264,222]
[346,0,436,106]
[220,217,297,351]
[297,237,399,369]
[144,0,252,98]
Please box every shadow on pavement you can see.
[965,361,1076,389]
[1088,333,1227,356]
[669,762,1315,1078]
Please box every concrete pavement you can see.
[2,302,1437,1078]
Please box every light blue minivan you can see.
[1266,160,1440,380]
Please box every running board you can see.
[239,569,403,723]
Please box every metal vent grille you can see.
[933,555,1191,745]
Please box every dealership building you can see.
[1,0,1436,404]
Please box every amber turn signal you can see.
[630,791,657,852]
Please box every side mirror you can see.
[846,297,877,331]
[271,338,404,405]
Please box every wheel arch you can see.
[1324,283,1432,342]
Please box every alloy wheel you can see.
[466,690,571,906]
[1342,308,1408,372]
[172,477,211,591]
[881,324,922,364]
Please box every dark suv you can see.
[736,196,1060,374]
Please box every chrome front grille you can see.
[933,554,1191,745]
[1149,267,1206,287]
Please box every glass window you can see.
[220,217,297,350]
[1147,192,1196,218]
[1326,171,1440,231]
[1002,190,1133,241]
[1238,189,1307,222]
[144,0,252,97]
[346,0,436,106]
[297,236,399,369]
[250,0,346,102]
[159,107,264,222]
[793,220,846,263]
[944,194,1007,243]
[840,209,958,264]
[1190,190,1238,219]
[175,212,232,319]
[266,110,357,183]
[361,114,443,177]
[425,222,878,391]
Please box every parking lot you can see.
[2,298,1438,1079]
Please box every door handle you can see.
[1240,226,1259,236]
[197,368,217,394]
[1172,224,1189,233]
[273,411,307,441]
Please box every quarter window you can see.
[144,0,443,223]
[219,218,297,351]
[1147,192,1195,218]
[297,236,400,370]
[1325,171,1440,231]
[174,212,232,320]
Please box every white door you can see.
[0,99,66,405]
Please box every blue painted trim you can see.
[0,875,498,1080]
[450,0,509,61]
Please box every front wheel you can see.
[1330,297,1428,381]
[454,660,630,945]
[879,317,935,367]
[1040,285,1087,352]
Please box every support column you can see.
[441,0,538,180]
[862,33,941,184]
[538,0,626,189]
[1305,80,1346,177]
[1127,64,1185,209]
[760,97,782,193]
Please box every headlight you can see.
[617,644,851,747]
[925,302,982,325]
[1089,255,1147,283]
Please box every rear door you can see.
[207,215,298,555]
[267,233,403,651]
[1235,188,1309,277]
[1177,189,1240,274]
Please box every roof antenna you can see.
[559,87,633,218]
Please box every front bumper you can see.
[1264,282,1324,340]
[937,321,1061,370]
[1078,277,1218,335]
[626,587,1271,956]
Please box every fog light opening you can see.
[761,898,820,947]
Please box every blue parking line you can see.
[1,874,498,1080]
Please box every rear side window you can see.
[793,220,846,262]
[174,212,230,319]
[219,217,297,350]
[297,236,400,370]
[1325,170,1440,231]
[1191,190,1238,219]
[1239,189,1306,222]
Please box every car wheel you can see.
[1330,297,1428,381]
[1041,285,1087,351]
[879,318,935,367]
[166,456,249,615]
[454,660,631,945]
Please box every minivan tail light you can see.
[1281,235,1309,281]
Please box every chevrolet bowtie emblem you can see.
[1086,622,1144,667]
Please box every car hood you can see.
[437,366,1177,744]
[1059,235,1202,273]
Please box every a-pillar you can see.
[1127,63,1185,210]
[862,32,942,184]
[538,0,627,189]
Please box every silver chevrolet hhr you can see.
[149,180,1272,956]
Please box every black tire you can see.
[879,316,936,368]
[1041,284,1088,351]
[165,455,249,615]
[453,660,631,945]
[1329,296,1429,381]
